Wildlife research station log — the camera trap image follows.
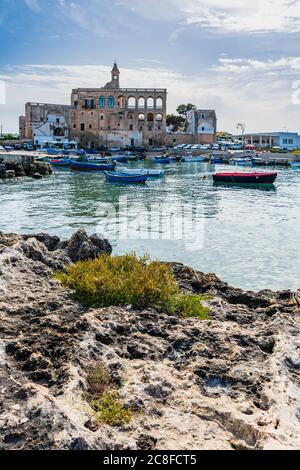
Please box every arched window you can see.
[138,113,145,121]
[108,96,115,108]
[138,97,145,108]
[99,96,105,108]
[156,97,163,109]
[147,97,154,109]
[147,112,154,122]
[118,96,125,108]
[128,97,136,109]
[156,113,163,121]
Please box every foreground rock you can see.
[0,232,299,450]
[0,155,52,179]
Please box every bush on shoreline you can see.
[55,253,210,320]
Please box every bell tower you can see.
[111,61,120,88]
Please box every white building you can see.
[33,113,77,149]
[243,132,300,150]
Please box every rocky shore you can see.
[0,230,299,450]
[0,154,52,179]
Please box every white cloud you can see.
[212,56,300,74]
[121,0,300,34]
[24,0,41,12]
[0,61,299,135]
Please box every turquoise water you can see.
[0,160,299,291]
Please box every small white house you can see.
[33,113,77,149]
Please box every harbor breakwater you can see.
[0,154,52,179]
[0,230,299,450]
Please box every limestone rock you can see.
[0,231,299,450]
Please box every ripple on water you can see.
[0,163,299,291]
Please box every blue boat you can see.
[118,168,165,178]
[181,156,206,162]
[230,158,253,167]
[70,160,115,171]
[154,157,171,164]
[50,158,71,167]
[112,156,128,163]
[290,161,300,168]
[104,171,148,184]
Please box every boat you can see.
[153,157,171,164]
[290,161,300,168]
[50,158,71,167]
[112,156,128,163]
[32,173,43,180]
[117,168,165,178]
[181,156,206,163]
[70,160,115,171]
[230,158,253,167]
[104,171,148,184]
[213,171,277,185]
[86,157,110,164]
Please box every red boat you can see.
[213,171,277,185]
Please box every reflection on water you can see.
[0,161,299,292]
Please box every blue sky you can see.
[1,0,300,133]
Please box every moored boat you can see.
[181,156,206,163]
[117,168,165,178]
[153,156,171,164]
[70,161,115,171]
[50,158,71,167]
[213,171,277,185]
[230,158,253,167]
[104,171,148,184]
[290,161,300,168]
[112,155,128,163]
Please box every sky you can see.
[0,0,300,133]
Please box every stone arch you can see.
[118,96,125,108]
[156,113,163,121]
[156,97,163,109]
[138,97,145,108]
[147,112,154,122]
[128,97,136,109]
[54,127,65,137]
[138,113,145,121]
[147,97,154,109]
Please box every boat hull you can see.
[104,171,148,184]
[70,161,115,171]
[50,159,70,167]
[213,172,277,185]
[154,157,171,164]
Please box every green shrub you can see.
[168,294,210,320]
[55,253,179,310]
[55,253,210,320]
[92,392,132,427]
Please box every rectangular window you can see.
[89,124,92,129]
[129,124,133,130]
[81,123,85,132]
[288,139,293,144]
[283,138,287,144]
[73,124,76,129]
[85,99,94,109]
[201,113,206,119]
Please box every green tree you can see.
[166,114,186,132]
[176,104,196,118]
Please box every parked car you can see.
[14,144,22,150]
[110,146,121,153]
[153,146,167,152]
